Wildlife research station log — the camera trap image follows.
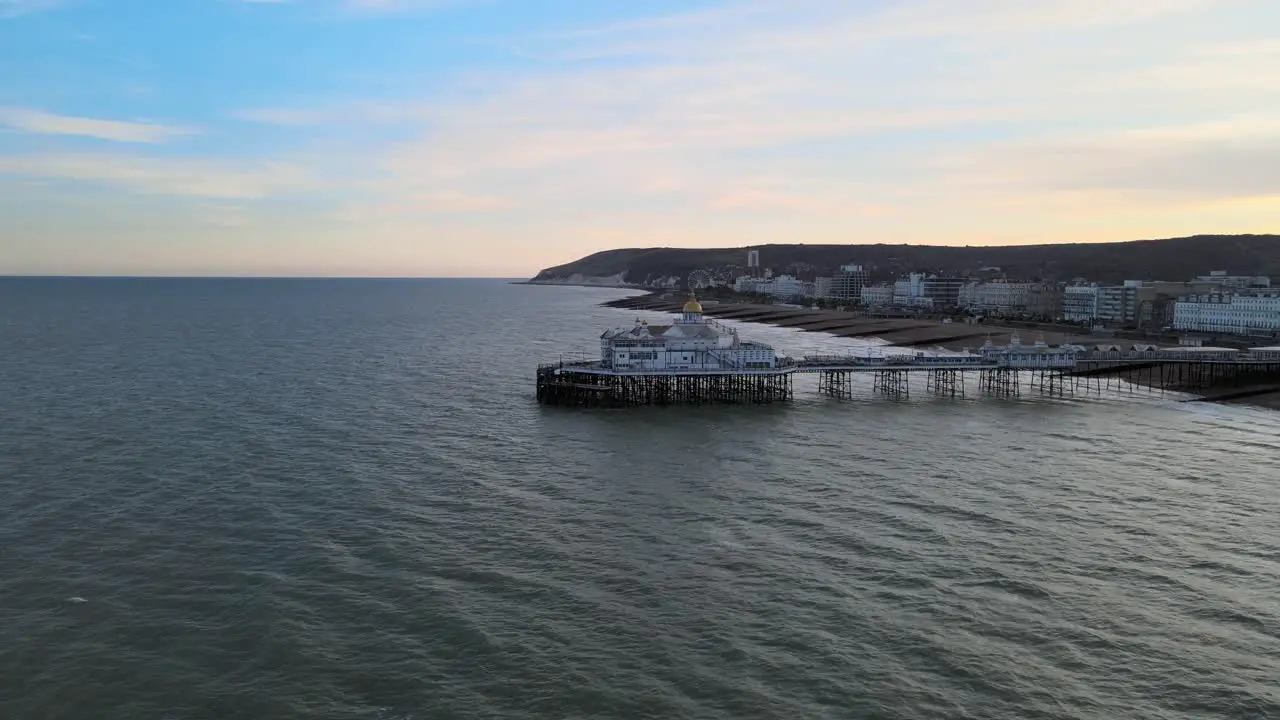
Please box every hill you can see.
[530,235,1280,286]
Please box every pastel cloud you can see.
[0,0,62,18]
[3,0,1280,276]
[0,153,312,199]
[937,115,1280,203]
[0,107,195,143]
[338,0,1276,225]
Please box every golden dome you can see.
[683,294,703,314]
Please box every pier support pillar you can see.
[819,370,854,399]
[979,368,1019,397]
[926,369,964,398]
[1030,370,1073,398]
[873,369,909,399]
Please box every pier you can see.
[537,350,1280,408]
[537,363,794,407]
[536,295,1280,407]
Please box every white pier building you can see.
[979,332,1084,368]
[600,294,780,371]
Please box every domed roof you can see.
[683,294,703,314]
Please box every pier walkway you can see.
[536,349,1280,407]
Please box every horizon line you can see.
[0,275,533,281]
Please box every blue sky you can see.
[2,0,1278,276]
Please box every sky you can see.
[1,0,1278,277]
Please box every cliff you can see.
[530,235,1280,285]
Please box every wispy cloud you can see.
[525,0,1228,62]
[0,153,313,199]
[0,107,196,143]
[333,191,510,221]
[8,0,1280,276]
[0,0,63,19]
[217,0,1277,243]
[232,102,427,126]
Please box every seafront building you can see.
[1062,284,1100,322]
[893,273,931,308]
[829,264,870,302]
[860,284,895,307]
[719,260,1278,334]
[1193,271,1271,290]
[958,281,1061,318]
[813,277,834,300]
[733,274,812,300]
[1173,291,1280,337]
[921,276,967,308]
[599,295,780,370]
[1062,273,1268,328]
[882,273,967,309]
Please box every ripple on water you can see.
[1,278,1278,720]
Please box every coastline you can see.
[603,293,1102,352]
[516,276,641,289]
[599,292,1280,410]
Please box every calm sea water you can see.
[1,278,1278,720]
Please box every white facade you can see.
[860,284,894,307]
[980,333,1082,368]
[889,272,964,308]
[747,274,812,299]
[600,296,780,370]
[959,281,1059,317]
[894,273,926,305]
[1173,292,1280,336]
[769,275,807,298]
[1062,284,1100,322]
[1096,282,1145,324]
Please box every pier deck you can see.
[536,353,1280,407]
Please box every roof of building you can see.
[683,294,703,313]
[1251,346,1280,352]
[1158,346,1241,353]
[664,324,720,339]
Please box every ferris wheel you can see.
[687,269,713,290]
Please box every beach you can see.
[605,294,1102,352]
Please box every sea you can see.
[1,277,1277,720]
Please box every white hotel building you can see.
[600,295,780,371]
[1173,291,1280,336]
[959,281,1060,318]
